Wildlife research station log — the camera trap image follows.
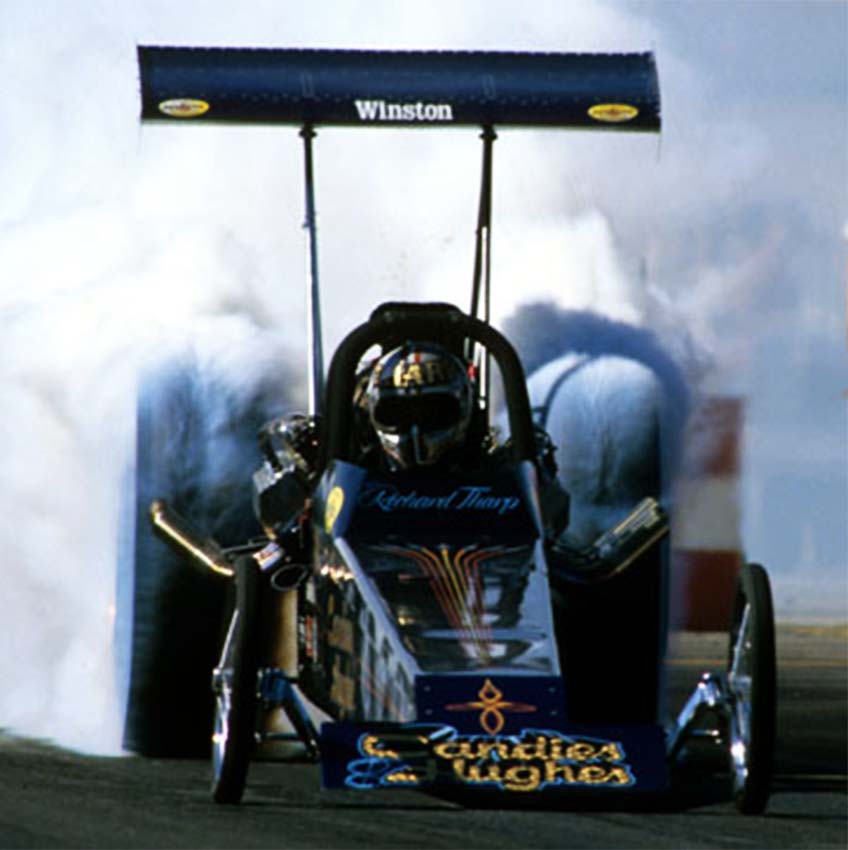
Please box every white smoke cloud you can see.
[427,210,647,327]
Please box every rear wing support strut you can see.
[468,126,496,420]
[301,125,325,417]
[136,47,661,421]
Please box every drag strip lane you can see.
[0,628,844,849]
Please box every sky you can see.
[0,0,845,751]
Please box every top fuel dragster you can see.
[121,46,776,814]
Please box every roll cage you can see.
[318,301,536,471]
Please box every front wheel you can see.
[212,555,261,804]
[727,562,776,814]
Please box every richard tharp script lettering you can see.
[359,484,521,516]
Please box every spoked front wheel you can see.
[211,555,261,804]
[726,562,776,814]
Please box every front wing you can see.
[320,675,667,795]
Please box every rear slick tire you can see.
[727,562,776,815]
[212,555,261,805]
[119,362,228,757]
[118,359,271,757]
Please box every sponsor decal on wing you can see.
[158,98,210,118]
[353,99,455,123]
[588,103,639,123]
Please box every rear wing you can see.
[138,46,660,131]
[137,45,661,419]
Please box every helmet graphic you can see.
[366,343,474,469]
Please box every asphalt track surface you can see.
[1,626,845,849]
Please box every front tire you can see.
[727,562,776,814]
[212,555,261,804]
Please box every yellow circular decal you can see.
[325,487,345,534]
[588,103,639,124]
[158,98,210,118]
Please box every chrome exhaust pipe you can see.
[548,497,670,584]
[594,496,670,573]
[149,499,234,577]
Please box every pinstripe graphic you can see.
[382,544,506,665]
[445,677,537,735]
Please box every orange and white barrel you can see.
[671,396,744,631]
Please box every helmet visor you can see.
[373,393,461,432]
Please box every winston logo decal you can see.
[353,99,454,122]
[344,728,636,792]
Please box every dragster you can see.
[119,46,776,814]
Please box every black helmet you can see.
[366,342,474,469]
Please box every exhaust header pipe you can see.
[548,497,669,585]
[149,499,234,577]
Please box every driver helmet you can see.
[366,342,475,469]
